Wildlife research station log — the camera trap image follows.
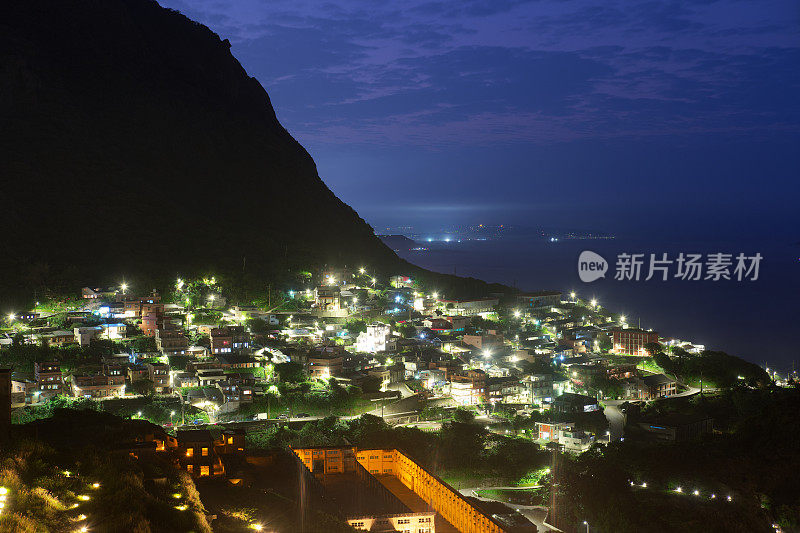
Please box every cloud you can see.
[157,0,800,146]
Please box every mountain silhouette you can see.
[0,0,508,306]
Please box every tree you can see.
[360,375,382,393]
[596,334,612,353]
[275,362,305,384]
[345,318,367,335]
[452,408,475,424]
[132,337,157,353]
[643,342,663,356]
[130,379,155,396]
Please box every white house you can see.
[355,323,392,353]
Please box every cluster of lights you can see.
[632,481,732,502]
[0,486,8,516]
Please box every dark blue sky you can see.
[162,0,799,240]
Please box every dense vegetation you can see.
[1,410,212,532]
[653,349,769,389]
[551,387,800,532]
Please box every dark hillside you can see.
[0,0,400,304]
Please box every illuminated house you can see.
[155,328,188,355]
[355,323,392,353]
[34,361,63,398]
[449,369,487,405]
[146,362,171,393]
[73,326,102,347]
[71,374,125,398]
[633,373,677,400]
[462,330,504,351]
[210,326,250,355]
[610,328,659,356]
[102,323,128,339]
[314,285,341,311]
[177,428,246,478]
[551,393,599,414]
[516,291,562,313]
[439,297,499,316]
[422,316,468,333]
[307,353,344,379]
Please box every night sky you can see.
[161,0,799,240]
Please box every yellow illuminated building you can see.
[292,446,507,533]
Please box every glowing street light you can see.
[675,487,683,493]
[359,267,366,274]
[570,292,576,299]
[371,277,377,285]
[176,278,184,290]
[583,521,589,533]
[120,282,128,294]
[590,299,597,307]
[693,489,700,496]
[6,313,14,322]
[513,310,521,318]
[432,292,438,299]
[251,525,263,531]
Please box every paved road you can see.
[458,487,555,532]
[603,404,626,441]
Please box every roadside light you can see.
[251,525,263,531]
[711,493,716,499]
[371,278,377,285]
[641,482,647,488]
[675,487,682,493]
[137,411,142,417]
[6,313,14,322]
[620,315,626,322]
[590,299,597,307]
[91,482,100,489]
[693,489,700,496]
[570,292,576,299]
[727,495,732,502]
[432,292,438,299]
[78,495,90,501]
[121,282,128,293]
[172,493,182,499]
[360,267,366,274]
[513,310,520,318]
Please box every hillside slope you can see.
[0,0,402,304]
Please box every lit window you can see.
[200,466,210,476]
[186,448,194,457]
[201,447,208,456]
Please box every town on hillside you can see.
[0,267,786,532]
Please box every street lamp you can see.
[590,299,597,307]
[570,291,576,299]
[513,310,521,318]
[6,313,14,322]
[583,521,589,533]
[359,267,366,275]
[121,282,128,294]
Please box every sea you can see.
[397,235,800,373]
